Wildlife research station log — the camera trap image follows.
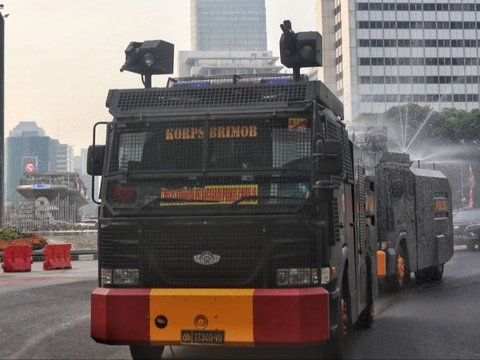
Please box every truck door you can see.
[355,163,368,318]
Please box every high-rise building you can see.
[178,50,282,77]
[317,0,480,120]
[178,0,281,77]
[191,0,267,51]
[57,143,75,172]
[9,121,45,137]
[6,121,74,203]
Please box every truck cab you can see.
[88,73,377,359]
[88,24,377,359]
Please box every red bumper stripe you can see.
[91,288,150,344]
[91,287,330,346]
[253,288,330,344]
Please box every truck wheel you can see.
[414,269,427,283]
[357,262,374,329]
[129,345,165,360]
[357,303,374,329]
[415,264,444,283]
[328,297,346,359]
[466,242,475,251]
[428,264,444,282]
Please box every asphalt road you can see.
[347,247,480,359]
[0,248,479,359]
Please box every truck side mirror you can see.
[313,139,343,176]
[87,145,105,176]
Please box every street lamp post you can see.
[0,6,4,226]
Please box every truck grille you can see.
[99,218,318,288]
[99,221,139,269]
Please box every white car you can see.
[77,219,98,228]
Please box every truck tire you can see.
[357,262,374,329]
[129,345,165,360]
[415,264,444,283]
[357,303,374,329]
[426,264,444,282]
[466,242,475,251]
[327,272,350,360]
[414,269,427,283]
[327,296,346,359]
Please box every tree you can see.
[353,105,480,209]
[353,104,480,149]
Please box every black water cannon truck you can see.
[87,21,453,360]
[368,150,454,289]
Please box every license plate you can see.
[180,330,225,345]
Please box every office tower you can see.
[6,121,74,203]
[192,0,267,51]
[179,0,281,77]
[317,0,480,120]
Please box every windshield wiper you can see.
[229,195,307,208]
[135,196,220,211]
[134,195,309,212]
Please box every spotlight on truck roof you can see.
[120,40,174,88]
[280,20,322,81]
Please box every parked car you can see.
[453,208,480,250]
[49,220,73,227]
[76,219,98,228]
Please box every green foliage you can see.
[353,104,480,146]
[440,108,480,142]
[0,228,25,240]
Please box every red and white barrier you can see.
[2,246,33,272]
[43,244,72,270]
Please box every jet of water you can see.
[405,108,436,153]
[405,74,468,153]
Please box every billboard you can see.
[22,156,38,174]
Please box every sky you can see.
[2,0,316,154]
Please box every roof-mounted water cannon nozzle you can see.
[120,40,174,88]
[280,20,323,81]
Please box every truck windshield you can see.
[104,117,312,213]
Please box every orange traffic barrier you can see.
[2,246,33,272]
[43,244,72,270]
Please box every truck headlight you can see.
[101,268,113,287]
[101,268,139,287]
[114,269,140,286]
[276,268,319,287]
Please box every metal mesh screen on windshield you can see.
[105,117,312,213]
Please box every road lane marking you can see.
[8,315,90,359]
[0,276,69,285]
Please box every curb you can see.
[0,249,98,263]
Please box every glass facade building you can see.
[179,0,280,77]
[6,122,74,203]
[317,0,480,120]
[191,0,267,51]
